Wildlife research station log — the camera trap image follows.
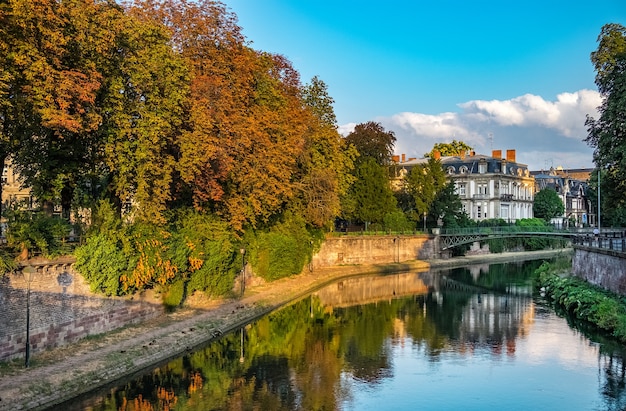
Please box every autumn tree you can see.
[585,23,626,226]
[0,0,106,217]
[344,121,396,166]
[139,0,311,230]
[101,5,189,223]
[425,140,473,157]
[295,76,356,227]
[0,0,189,224]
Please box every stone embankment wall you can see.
[572,246,626,294]
[1,235,437,363]
[0,258,163,362]
[311,234,437,269]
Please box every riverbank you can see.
[0,249,569,410]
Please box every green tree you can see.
[344,121,396,166]
[585,23,626,226]
[425,140,473,157]
[533,188,564,222]
[430,182,469,228]
[349,158,396,227]
[402,157,447,224]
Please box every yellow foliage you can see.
[188,257,204,271]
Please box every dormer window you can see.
[447,166,455,175]
[478,162,487,174]
[459,166,468,174]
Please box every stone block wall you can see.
[0,259,163,362]
[311,235,437,269]
[572,246,626,295]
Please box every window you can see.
[479,163,487,174]
[477,205,482,219]
[458,183,466,196]
[459,166,468,174]
[501,205,509,219]
[447,166,455,175]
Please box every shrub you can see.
[383,211,414,233]
[4,210,72,257]
[247,212,319,281]
[536,262,626,343]
[75,232,130,296]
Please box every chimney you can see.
[506,149,516,163]
[460,151,466,159]
[470,151,475,157]
[492,149,502,159]
[392,155,400,163]
[402,153,406,162]
[433,150,441,160]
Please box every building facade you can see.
[441,149,534,222]
[532,167,594,227]
[392,149,535,223]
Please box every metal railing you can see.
[572,235,626,253]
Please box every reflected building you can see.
[456,293,534,356]
[313,270,536,358]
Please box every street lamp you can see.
[598,167,601,232]
[239,327,245,363]
[240,248,246,297]
[423,211,427,233]
[22,265,36,368]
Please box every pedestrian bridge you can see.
[437,227,624,251]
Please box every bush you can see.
[75,204,240,300]
[3,209,72,258]
[383,211,414,232]
[536,262,626,343]
[247,212,320,281]
[75,232,131,296]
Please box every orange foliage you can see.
[156,387,178,411]
[120,239,178,291]
[188,371,204,395]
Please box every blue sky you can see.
[227,0,625,170]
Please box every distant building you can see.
[531,167,594,228]
[2,160,33,210]
[392,149,535,223]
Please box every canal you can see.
[55,259,626,410]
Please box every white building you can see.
[392,149,535,223]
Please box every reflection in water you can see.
[57,260,626,411]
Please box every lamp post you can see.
[239,327,245,364]
[22,265,36,368]
[240,248,246,297]
[423,211,427,233]
[598,167,601,232]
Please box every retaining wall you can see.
[0,258,163,362]
[311,234,437,269]
[2,235,437,362]
[572,246,626,295]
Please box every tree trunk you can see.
[42,199,54,217]
[61,183,73,220]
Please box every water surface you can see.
[58,260,626,410]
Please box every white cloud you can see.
[340,89,601,171]
[458,89,601,138]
